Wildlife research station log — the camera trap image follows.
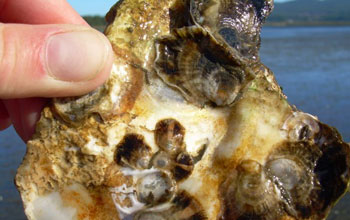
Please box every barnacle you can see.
[282,112,320,142]
[136,171,176,206]
[265,142,321,219]
[220,160,284,220]
[189,0,274,59]
[15,0,350,220]
[154,26,253,107]
[154,119,186,154]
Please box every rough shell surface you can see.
[16,0,350,220]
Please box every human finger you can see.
[0,0,87,25]
[3,98,48,142]
[0,99,11,130]
[0,23,113,99]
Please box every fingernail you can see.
[46,30,109,82]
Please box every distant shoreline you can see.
[265,21,350,27]
[92,22,350,32]
[84,15,350,29]
[90,22,350,32]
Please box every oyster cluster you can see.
[221,113,350,219]
[15,0,350,220]
[111,119,205,219]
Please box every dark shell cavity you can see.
[136,171,176,206]
[220,160,283,220]
[155,26,253,107]
[176,152,194,166]
[189,0,274,59]
[170,191,208,219]
[312,123,350,214]
[173,152,194,181]
[168,0,193,30]
[115,134,152,169]
[155,119,186,154]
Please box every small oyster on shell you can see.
[16,0,350,220]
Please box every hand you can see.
[0,0,114,142]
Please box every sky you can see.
[67,0,119,16]
[67,0,292,16]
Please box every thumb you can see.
[0,23,113,99]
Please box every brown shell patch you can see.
[155,118,186,154]
[115,134,152,169]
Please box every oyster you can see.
[15,0,350,220]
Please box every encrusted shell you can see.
[15,0,350,220]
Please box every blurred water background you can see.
[0,26,349,219]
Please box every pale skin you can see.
[0,0,114,142]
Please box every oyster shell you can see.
[15,0,350,220]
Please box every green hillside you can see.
[83,16,106,26]
[268,0,350,24]
[83,0,350,27]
